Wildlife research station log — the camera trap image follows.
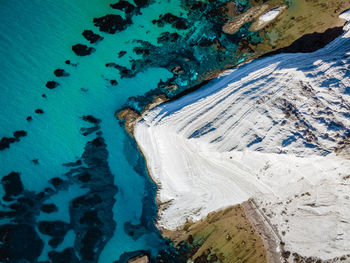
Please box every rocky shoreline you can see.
[116,2,350,262]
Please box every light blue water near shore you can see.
[0,0,175,261]
[0,0,257,262]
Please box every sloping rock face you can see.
[135,20,350,261]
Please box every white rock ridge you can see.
[258,7,283,24]
[135,14,350,260]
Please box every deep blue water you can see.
[0,0,260,262]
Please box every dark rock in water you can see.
[46,81,59,89]
[0,130,27,151]
[0,224,43,262]
[32,159,39,165]
[133,46,150,55]
[44,187,54,194]
[81,115,101,124]
[80,126,100,136]
[63,159,82,167]
[40,203,58,213]
[82,30,104,44]
[48,237,64,248]
[49,177,65,189]
[54,69,70,77]
[66,134,117,262]
[0,137,16,150]
[77,172,91,183]
[38,220,70,237]
[72,44,96,56]
[35,109,44,114]
[65,60,71,64]
[93,14,130,34]
[48,248,79,263]
[134,0,149,8]
[80,115,101,136]
[110,79,118,86]
[42,94,47,98]
[14,130,27,138]
[124,222,148,240]
[106,63,135,78]
[106,62,118,68]
[72,193,103,209]
[111,1,136,13]
[80,227,103,261]
[1,172,24,201]
[26,116,32,121]
[79,210,102,226]
[157,32,180,43]
[152,13,189,30]
[0,122,118,263]
[118,50,127,57]
[198,37,214,47]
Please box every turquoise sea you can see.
[0,0,258,262]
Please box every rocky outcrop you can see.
[72,44,96,56]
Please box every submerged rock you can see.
[46,80,59,89]
[81,115,101,124]
[118,50,127,57]
[134,0,150,8]
[152,13,189,30]
[82,30,104,44]
[93,14,130,34]
[40,203,58,213]
[35,109,44,114]
[0,131,27,151]
[72,44,96,56]
[38,220,70,237]
[48,248,79,263]
[54,69,70,77]
[1,172,24,201]
[0,224,44,262]
[110,79,118,86]
[111,1,136,13]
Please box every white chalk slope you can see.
[135,14,350,260]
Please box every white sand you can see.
[135,13,350,260]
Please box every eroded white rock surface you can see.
[135,14,350,260]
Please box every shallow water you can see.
[0,0,262,262]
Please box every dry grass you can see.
[253,0,350,52]
[163,204,268,263]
